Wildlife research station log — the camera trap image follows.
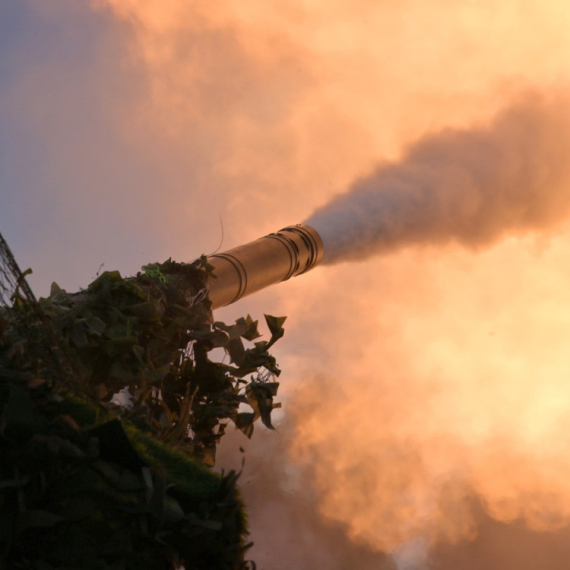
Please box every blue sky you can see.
[0,1,164,294]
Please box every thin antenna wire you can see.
[205,213,225,256]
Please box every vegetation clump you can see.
[0,257,285,569]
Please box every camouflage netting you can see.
[0,233,285,569]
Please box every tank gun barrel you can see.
[206,224,324,309]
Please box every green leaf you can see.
[103,324,130,340]
[102,336,139,357]
[132,345,145,362]
[188,329,228,348]
[70,323,89,348]
[16,511,66,532]
[234,413,255,438]
[88,270,123,293]
[235,315,261,341]
[198,254,216,273]
[260,382,280,397]
[126,302,161,322]
[50,281,62,296]
[3,384,34,443]
[187,512,223,531]
[163,495,185,524]
[227,337,246,365]
[246,383,281,430]
[264,314,286,339]
[86,315,107,335]
[144,363,172,384]
[109,359,135,381]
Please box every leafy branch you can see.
[1,256,285,569]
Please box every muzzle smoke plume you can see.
[307,93,570,263]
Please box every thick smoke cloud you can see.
[307,93,570,264]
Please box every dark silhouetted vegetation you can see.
[0,255,284,569]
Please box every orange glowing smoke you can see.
[307,92,570,263]
[285,233,570,552]
[94,0,570,563]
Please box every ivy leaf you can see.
[70,323,89,348]
[246,383,281,430]
[50,282,62,296]
[198,254,216,274]
[126,302,161,322]
[86,316,106,336]
[235,315,261,341]
[188,329,228,348]
[260,382,279,397]
[16,511,66,533]
[264,314,286,337]
[187,512,223,531]
[88,270,123,294]
[3,383,34,443]
[143,363,172,384]
[163,496,186,524]
[264,314,286,348]
[132,345,145,362]
[227,337,246,366]
[234,413,255,438]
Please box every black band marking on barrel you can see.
[267,232,301,281]
[208,252,248,304]
[279,226,320,274]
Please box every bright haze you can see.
[4,1,570,569]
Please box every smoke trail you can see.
[306,93,570,264]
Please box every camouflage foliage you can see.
[0,257,285,569]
